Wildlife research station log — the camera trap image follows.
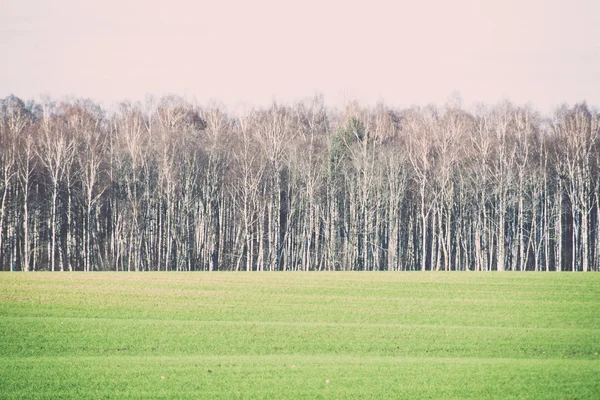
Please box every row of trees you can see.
[0,94,599,272]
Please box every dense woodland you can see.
[0,94,599,272]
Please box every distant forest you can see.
[0,94,599,272]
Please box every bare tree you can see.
[553,104,598,271]
[36,100,75,272]
[0,96,31,270]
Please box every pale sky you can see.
[1,0,599,113]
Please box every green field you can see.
[1,272,599,399]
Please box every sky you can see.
[1,0,599,114]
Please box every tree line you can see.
[0,94,599,272]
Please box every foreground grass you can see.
[1,272,599,399]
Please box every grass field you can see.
[1,272,599,399]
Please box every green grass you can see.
[1,272,599,399]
